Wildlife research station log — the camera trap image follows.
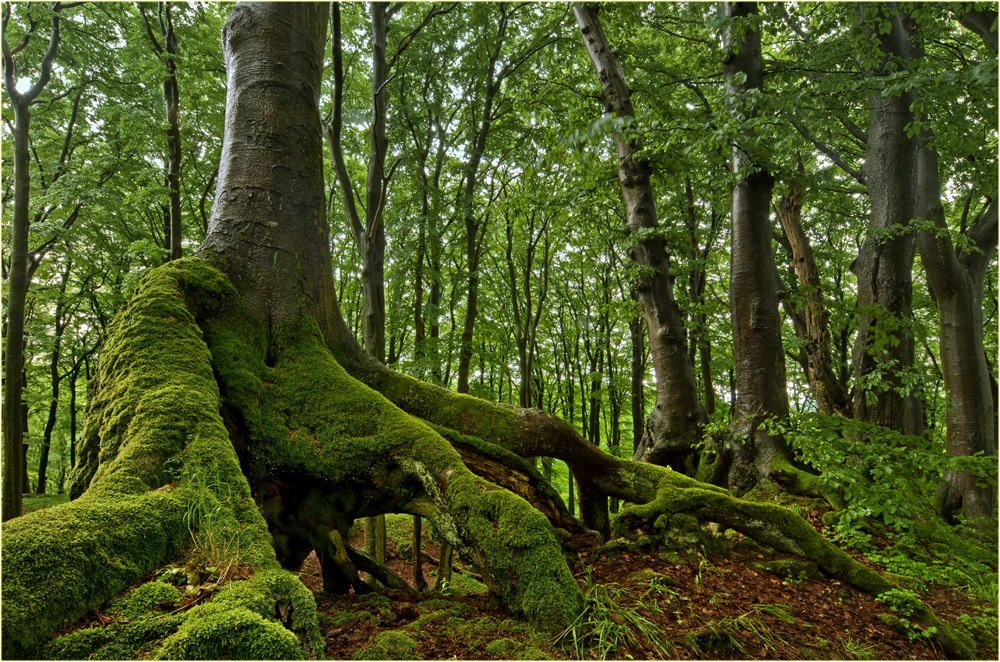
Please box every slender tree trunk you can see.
[574,4,705,474]
[456,10,508,394]
[140,3,183,261]
[722,1,792,496]
[37,259,71,495]
[360,1,389,363]
[629,316,646,447]
[2,9,61,520]
[163,4,182,261]
[412,515,427,590]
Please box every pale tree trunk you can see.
[2,6,62,520]
[574,3,706,475]
[851,4,917,432]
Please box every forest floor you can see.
[301,513,998,661]
[27,495,997,660]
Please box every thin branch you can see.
[789,116,864,184]
[386,2,457,72]
[138,4,164,58]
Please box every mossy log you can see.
[1,260,973,659]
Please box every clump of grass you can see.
[554,570,676,660]
[840,635,879,660]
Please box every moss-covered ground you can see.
[23,480,996,660]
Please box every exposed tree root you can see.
[1,260,976,659]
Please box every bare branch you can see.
[138,4,164,58]
[386,3,458,73]
[789,116,864,185]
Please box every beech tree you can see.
[1,5,978,660]
[574,3,706,475]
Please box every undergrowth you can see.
[554,569,676,659]
[769,411,998,635]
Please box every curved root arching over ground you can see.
[1,259,974,659]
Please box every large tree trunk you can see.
[574,4,706,475]
[915,136,997,522]
[717,2,797,496]
[850,4,917,432]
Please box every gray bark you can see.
[850,4,917,432]
[722,1,794,496]
[574,3,706,475]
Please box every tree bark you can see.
[201,3,338,340]
[915,142,997,522]
[574,3,706,474]
[776,177,851,416]
[2,6,61,521]
[850,4,917,432]
[718,1,796,496]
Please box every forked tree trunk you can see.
[915,136,997,522]
[574,4,706,475]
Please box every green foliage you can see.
[769,412,997,536]
[769,410,997,640]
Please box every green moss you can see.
[352,630,419,660]
[154,603,302,660]
[485,636,547,659]
[2,491,189,656]
[41,615,185,660]
[446,472,583,633]
[111,581,183,621]
[3,260,312,656]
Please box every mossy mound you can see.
[155,602,302,659]
[352,630,419,660]
[110,581,183,621]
